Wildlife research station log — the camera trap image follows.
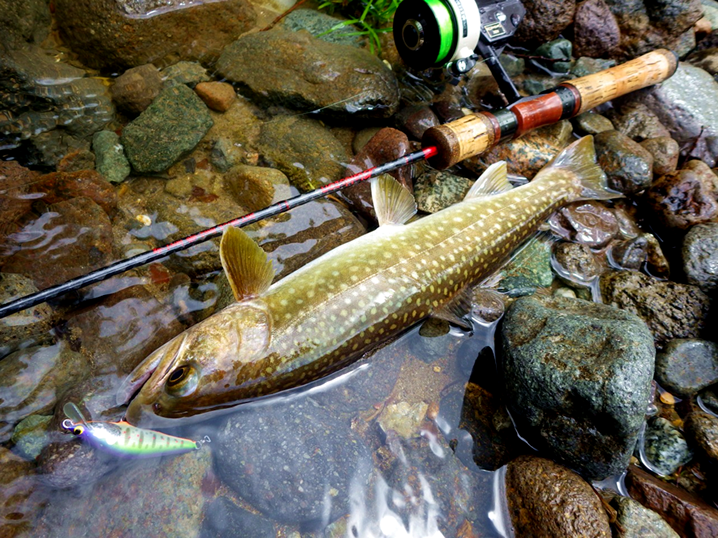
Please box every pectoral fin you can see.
[432,288,474,330]
[220,226,275,302]
[371,174,417,226]
[464,161,512,200]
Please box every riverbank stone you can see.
[594,130,654,194]
[656,339,718,398]
[684,411,718,464]
[502,295,655,480]
[642,416,693,476]
[683,223,718,291]
[93,130,131,184]
[611,495,680,538]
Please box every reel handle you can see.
[423,48,678,169]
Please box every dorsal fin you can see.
[464,161,512,200]
[371,174,417,226]
[220,226,275,302]
[64,402,90,428]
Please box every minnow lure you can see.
[61,402,209,457]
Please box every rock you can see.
[498,238,554,296]
[687,47,718,75]
[93,130,131,184]
[0,343,89,443]
[626,464,718,537]
[0,274,54,360]
[337,128,411,220]
[223,165,291,212]
[573,112,615,136]
[607,102,671,141]
[110,64,163,116]
[377,401,429,438]
[533,38,573,73]
[552,241,603,287]
[573,0,621,57]
[595,130,654,194]
[214,400,371,526]
[410,318,452,363]
[0,161,41,230]
[414,170,472,214]
[0,446,39,536]
[641,136,680,176]
[600,271,711,347]
[655,339,718,397]
[570,57,617,77]
[643,167,718,231]
[684,411,718,463]
[121,84,213,173]
[548,201,619,248]
[2,197,114,290]
[216,28,399,120]
[612,495,680,538]
[37,438,117,490]
[194,82,235,113]
[513,0,577,45]
[502,295,655,480]
[634,63,718,166]
[24,169,117,218]
[642,416,693,476]
[683,223,718,291]
[0,0,51,48]
[54,0,256,70]
[281,8,363,47]
[201,497,276,538]
[11,414,52,461]
[352,127,383,154]
[258,115,349,192]
[505,455,612,536]
[395,105,439,140]
[160,61,210,88]
[35,447,213,535]
[57,148,96,173]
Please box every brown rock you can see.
[54,0,256,70]
[56,148,96,173]
[0,447,38,537]
[194,81,236,112]
[684,411,718,463]
[38,438,117,489]
[607,102,671,141]
[394,105,439,140]
[513,0,577,45]
[0,161,40,230]
[644,168,718,231]
[548,201,619,248]
[27,170,118,218]
[626,464,718,537]
[641,137,680,177]
[223,165,290,212]
[573,0,621,58]
[110,64,163,115]
[505,455,611,537]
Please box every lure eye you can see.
[73,426,84,435]
[165,364,198,397]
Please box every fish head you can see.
[119,301,272,427]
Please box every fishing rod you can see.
[0,49,677,319]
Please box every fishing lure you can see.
[61,402,209,457]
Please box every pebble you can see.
[394,105,439,140]
[552,241,602,286]
[10,414,52,461]
[655,339,718,398]
[533,38,573,73]
[110,64,163,116]
[642,416,693,476]
[194,81,236,113]
[572,112,614,136]
[594,130,654,194]
[683,222,718,291]
[640,137,680,177]
[414,170,472,213]
[611,495,680,538]
[92,130,131,184]
[223,164,290,211]
[572,0,621,57]
[683,411,718,464]
[377,401,429,438]
[606,102,671,141]
[161,61,210,88]
[548,201,619,248]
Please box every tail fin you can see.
[536,136,621,201]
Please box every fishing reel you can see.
[393,0,525,102]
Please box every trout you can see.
[120,136,616,426]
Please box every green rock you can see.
[570,57,616,78]
[93,130,130,184]
[282,9,363,47]
[499,53,525,77]
[499,238,554,296]
[160,61,210,88]
[655,339,718,398]
[11,414,52,460]
[641,416,693,476]
[414,170,473,213]
[534,38,573,73]
[121,84,213,173]
[612,495,679,538]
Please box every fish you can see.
[119,135,616,426]
[61,402,207,457]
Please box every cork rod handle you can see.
[422,49,678,169]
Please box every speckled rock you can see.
[600,271,711,347]
[160,61,210,88]
[0,273,54,360]
[612,495,680,538]
[54,0,256,70]
[11,414,52,461]
[552,241,602,287]
[505,455,611,536]
[110,64,163,116]
[595,130,654,194]
[0,0,51,48]
[513,0,577,45]
[414,170,472,213]
[215,400,371,526]
[216,28,399,119]
[281,8,363,47]
[641,136,680,176]
[642,416,693,476]
[606,102,671,142]
[258,115,349,192]
[93,130,131,184]
[121,84,213,173]
[502,295,655,480]
[573,0,621,57]
[548,201,619,248]
[223,165,291,212]
[573,112,615,135]
[498,239,554,296]
[194,82,235,113]
[655,339,718,398]
[683,223,718,291]
[684,411,718,463]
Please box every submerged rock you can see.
[655,339,718,398]
[414,170,472,214]
[110,64,163,116]
[611,495,680,538]
[683,223,718,291]
[498,238,554,296]
[0,0,51,48]
[0,273,54,360]
[502,296,655,480]
[11,414,52,461]
[552,241,603,287]
[642,416,693,476]
[93,130,131,185]
[505,455,611,536]
[216,28,399,120]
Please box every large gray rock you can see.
[502,295,655,480]
[216,28,399,120]
[655,339,718,397]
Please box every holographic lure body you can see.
[61,402,205,457]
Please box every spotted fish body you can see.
[121,136,614,426]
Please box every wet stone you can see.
[121,84,213,174]
[548,201,619,248]
[26,169,118,218]
[377,401,429,438]
[411,318,452,362]
[655,339,718,398]
[223,165,291,212]
[683,223,718,291]
[498,238,554,296]
[57,148,96,173]
[600,271,711,348]
[609,235,653,272]
[505,455,611,537]
[611,495,680,538]
[160,61,210,89]
[594,130,654,194]
[194,82,236,113]
[352,127,382,154]
[573,0,621,57]
[573,112,615,136]
[642,416,693,476]
[216,28,399,120]
[641,137,680,177]
[533,38,573,73]
[37,438,118,490]
[11,414,52,461]
[570,57,616,77]
[214,400,371,527]
[93,130,131,185]
[512,0,577,45]
[552,241,602,287]
[414,170,472,214]
[281,8,363,47]
[606,102,671,142]
[502,295,655,480]
[110,64,163,116]
[201,497,276,538]
[0,273,54,360]
[684,411,718,464]
[644,167,718,231]
[394,105,439,140]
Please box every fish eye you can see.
[165,364,198,397]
